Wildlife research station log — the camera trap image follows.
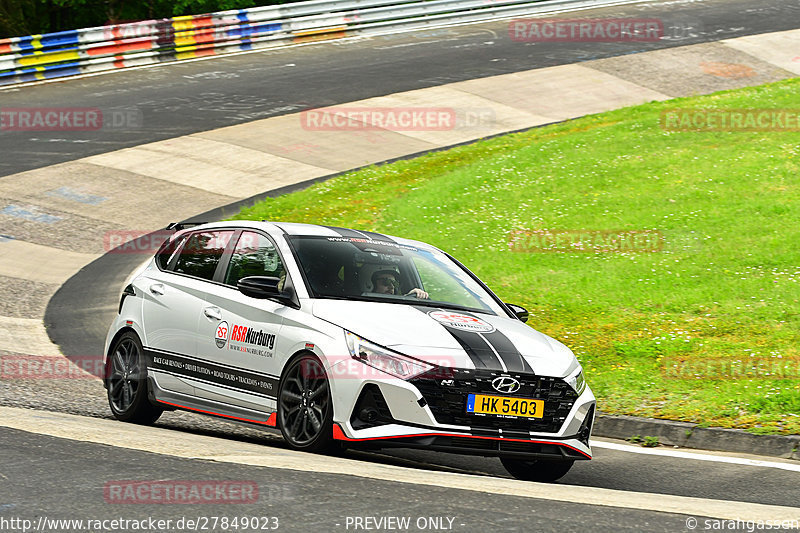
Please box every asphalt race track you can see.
[0,427,724,533]
[1,0,799,177]
[1,0,800,530]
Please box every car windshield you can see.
[288,235,507,315]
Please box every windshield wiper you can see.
[402,299,493,315]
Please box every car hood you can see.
[311,300,578,377]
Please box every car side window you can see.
[224,231,286,286]
[173,231,234,281]
[155,234,188,271]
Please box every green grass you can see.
[232,78,800,435]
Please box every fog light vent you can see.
[350,384,394,430]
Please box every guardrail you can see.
[0,0,639,87]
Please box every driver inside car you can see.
[371,268,429,299]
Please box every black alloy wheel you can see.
[106,331,163,424]
[277,354,335,453]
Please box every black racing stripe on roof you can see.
[324,226,395,243]
[324,226,367,239]
[359,230,395,243]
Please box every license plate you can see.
[466,394,544,418]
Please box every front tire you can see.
[500,458,574,482]
[106,331,163,424]
[277,353,335,453]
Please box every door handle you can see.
[149,283,165,295]
[204,307,222,320]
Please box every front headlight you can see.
[345,331,434,380]
[566,368,587,395]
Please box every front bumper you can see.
[332,423,592,460]
[329,362,595,460]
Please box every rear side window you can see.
[173,231,234,281]
[155,234,188,270]
[224,231,286,286]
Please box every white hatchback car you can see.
[105,221,595,481]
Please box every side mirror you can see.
[238,276,281,298]
[505,303,529,323]
[237,276,299,308]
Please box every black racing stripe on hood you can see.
[479,330,534,373]
[412,305,529,372]
[447,327,503,370]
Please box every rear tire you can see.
[277,353,335,453]
[106,332,163,424]
[500,458,574,482]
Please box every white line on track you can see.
[592,440,800,473]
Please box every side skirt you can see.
[149,381,278,429]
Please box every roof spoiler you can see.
[166,221,208,231]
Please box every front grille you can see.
[451,437,495,450]
[410,369,578,434]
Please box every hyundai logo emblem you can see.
[491,376,521,394]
